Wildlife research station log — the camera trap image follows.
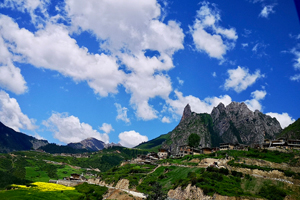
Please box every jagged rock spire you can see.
[180,104,191,122]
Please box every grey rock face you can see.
[68,137,105,151]
[30,139,48,150]
[162,107,212,155]
[211,102,282,144]
[180,104,192,122]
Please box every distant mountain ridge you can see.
[68,137,122,151]
[0,122,48,153]
[138,102,283,153]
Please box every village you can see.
[48,137,300,190]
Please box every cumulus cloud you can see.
[290,74,300,81]
[0,15,125,97]
[245,90,267,111]
[0,36,27,94]
[99,123,114,134]
[0,0,49,26]
[167,90,232,115]
[43,112,109,144]
[118,130,148,148]
[161,116,171,123]
[115,103,130,124]
[0,90,36,131]
[124,73,172,120]
[259,5,275,18]
[0,0,185,121]
[266,112,295,129]
[190,2,237,60]
[224,66,263,93]
[291,48,300,70]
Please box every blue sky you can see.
[0,0,299,148]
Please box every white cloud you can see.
[65,0,184,55]
[252,43,268,57]
[167,90,232,115]
[99,123,114,134]
[212,72,217,77]
[259,5,275,18]
[190,2,237,60]
[291,48,300,70]
[124,72,172,120]
[115,103,130,124]
[0,90,36,131]
[0,0,50,26]
[224,66,263,93]
[0,15,125,97]
[161,116,171,123]
[177,77,184,85]
[0,63,28,94]
[34,133,45,140]
[242,43,249,48]
[290,74,300,81]
[266,112,295,129]
[43,112,109,144]
[245,90,267,111]
[0,0,185,121]
[0,36,27,94]
[118,130,148,148]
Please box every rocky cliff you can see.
[211,102,282,144]
[161,102,282,153]
[162,105,214,155]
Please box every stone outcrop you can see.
[211,102,282,145]
[162,112,212,155]
[115,179,130,190]
[180,104,192,122]
[168,184,264,200]
[68,137,106,151]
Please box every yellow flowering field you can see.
[12,182,75,192]
[1,182,82,200]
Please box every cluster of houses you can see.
[133,138,300,163]
[263,138,300,150]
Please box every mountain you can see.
[0,122,48,153]
[104,142,123,149]
[211,102,282,145]
[68,137,106,151]
[68,137,123,151]
[278,118,300,139]
[161,105,215,155]
[142,102,282,154]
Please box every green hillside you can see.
[279,118,300,139]
[0,147,149,190]
[135,133,171,151]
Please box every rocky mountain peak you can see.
[211,101,282,144]
[180,104,192,122]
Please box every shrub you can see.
[231,170,243,178]
[258,185,286,200]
